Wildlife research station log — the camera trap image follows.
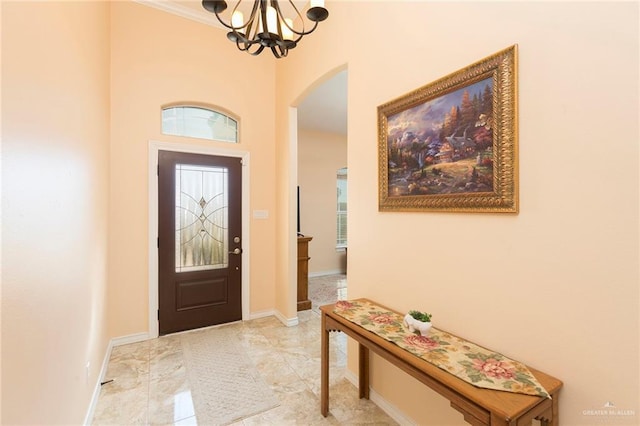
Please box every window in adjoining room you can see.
[162,105,238,143]
[337,167,347,248]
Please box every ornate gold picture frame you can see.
[378,45,518,213]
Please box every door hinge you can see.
[157,237,159,248]
[157,164,159,176]
[157,309,159,320]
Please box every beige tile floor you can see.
[92,275,397,425]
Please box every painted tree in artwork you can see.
[473,125,492,151]
[442,105,461,138]
[472,93,481,121]
[482,84,492,114]
[460,90,476,130]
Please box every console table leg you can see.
[359,344,370,399]
[321,315,329,417]
[551,392,559,426]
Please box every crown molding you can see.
[133,0,222,28]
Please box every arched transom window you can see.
[162,105,238,143]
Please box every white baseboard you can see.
[274,309,299,327]
[309,269,345,278]
[83,331,150,424]
[111,332,151,347]
[344,370,416,426]
[83,338,113,426]
[248,309,276,320]
[250,309,301,327]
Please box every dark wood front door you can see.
[158,150,242,335]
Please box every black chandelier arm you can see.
[272,1,324,38]
[211,10,248,32]
[203,0,235,31]
[211,11,234,31]
[232,0,259,33]
[203,0,256,33]
[291,20,318,38]
[235,33,267,51]
[272,0,304,35]
[234,38,266,56]
[249,44,267,56]
[271,45,288,59]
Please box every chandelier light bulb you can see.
[265,6,277,34]
[282,18,294,41]
[231,10,244,34]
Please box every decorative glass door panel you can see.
[175,164,228,272]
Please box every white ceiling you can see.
[297,70,347,135]
[135,0,347,135]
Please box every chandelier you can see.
[202,0,329,58]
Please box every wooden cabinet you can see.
[297,236,313,311]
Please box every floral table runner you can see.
[333,300,549,398]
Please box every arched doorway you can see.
[293,67,348,315]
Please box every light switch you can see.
[253,210,269,219]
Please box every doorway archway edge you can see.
[288,64,348,322]
[291,64,348,108]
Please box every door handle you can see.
[229,248,243,255]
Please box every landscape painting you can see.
[378,45,518,213]
[386,77,494,197]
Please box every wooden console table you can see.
[320,299,562,425]
[297,236,313,311]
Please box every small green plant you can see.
[409,310,432,322]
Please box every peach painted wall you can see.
[108,2,277,337]
[1,1,111,424]
[298,129,347,274]
[1,2,4,421]
[277,1,639,424]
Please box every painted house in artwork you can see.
[436,128,476,163]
